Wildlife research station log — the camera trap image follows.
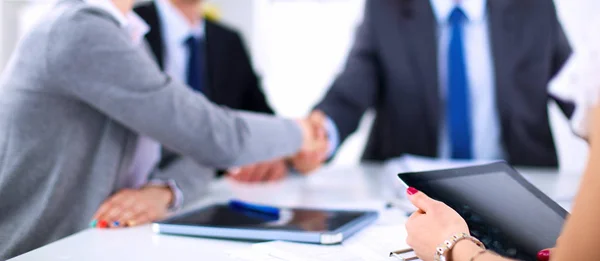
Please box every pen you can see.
[389,248,419,260]
[228,200,280,216]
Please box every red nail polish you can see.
[407,187,419,195]
[537,249,550,261]
[98,220,109,229]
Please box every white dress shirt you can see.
[432,0,503,160]
[155,0,204,82]
[551,18,600,139]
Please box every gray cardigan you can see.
[0,0,302,258]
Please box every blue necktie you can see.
[185,36,204,93]
[447,7,472,159]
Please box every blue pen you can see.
[228,200,280,216]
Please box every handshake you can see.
[295,110,331,173]
[227,110,331,183]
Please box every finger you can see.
[227,167,241,176]
[110,204,140,228]
[93,190,134,220]
[117,210,137,225]
[236,166,257,182]
[92,194,123,221]
[92,201,111,222]
[310,111,328,139]
[262,163,285,182]
[250,163,272,182]
[228,168,248,181]
[103,204,125,225]
[406,187,437,213]
[269,163,288,181]
[228,170,247,182]
[94,201,122,225]
[537,249,552,261]
[309,110,326,126]
[128,212,152,227]
[123,205,148,227]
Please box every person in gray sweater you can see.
[0,0,326,258]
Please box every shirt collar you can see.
[155,0,205,45]
[430,0,487,24]
[85,0,150,44]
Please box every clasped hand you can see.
[292,110,330,173]
[227,110,331,182]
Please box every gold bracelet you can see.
[469,249,488,261]
[433,233,486,261]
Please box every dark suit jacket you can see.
[134,2,274,204]
[316,0,573,167]
[134,2,273,114]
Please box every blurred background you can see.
[0,0,596,172]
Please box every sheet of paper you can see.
[343,225,420,261]
[231,225,421,261]
[227,247,285,261]
[252,241,362,261]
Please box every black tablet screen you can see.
[399,164,567,261]
[164,205,365,232]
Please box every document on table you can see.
[227,225,421,261]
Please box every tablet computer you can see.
[152,203,378,245]
[397,162,567,261]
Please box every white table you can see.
[9,164,582,261]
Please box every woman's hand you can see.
[91,185,173,228]
[405,187,470,261]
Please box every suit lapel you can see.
[204,21,219,101]
[143,2,166,70]
[488,0,523,119]
[393,0,439,152]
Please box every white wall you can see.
[0,0,3,73]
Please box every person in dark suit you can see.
[133,0,292,184]
[293,0,575,172]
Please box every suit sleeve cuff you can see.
[148,179,184,212]
[324,116,340,159]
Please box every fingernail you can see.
[537,249,550,261]
[89,220,98,228]
[407,187,419,195]
[228,168,241,176]
[112,221,120,227]
[98,220,109,229]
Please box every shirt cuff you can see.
[147,179,184,212]
[324,116,340,159]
